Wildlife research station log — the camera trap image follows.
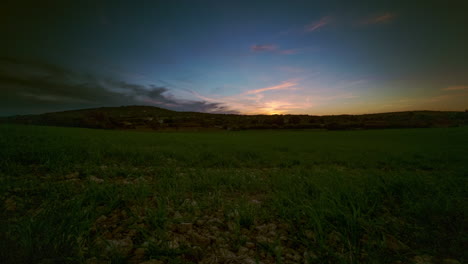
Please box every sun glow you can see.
[259,101,290,115]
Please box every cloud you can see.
[185,80,308,115]
[442,85,468,91]
[305,16,332,32]
[162,76,365,115]
[0,57,237,115]
[250,45,300,56]
[244,81,298,95]
[250,44,277,52]
[361,13,396,25]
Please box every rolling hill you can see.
[1,105,467,131]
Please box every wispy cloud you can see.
[305,16,332,32]
[185,80,307,114]
[361,13,397,25]
[244,81,298,95]
[185,78,362,115]
[442,85,468,91]
[253,100,310,115]
[250,44,277,52]
[250,44,300,56]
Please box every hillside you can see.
[2,105,467,130]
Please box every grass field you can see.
[0,124,467,264]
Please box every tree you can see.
[289,115,301,125]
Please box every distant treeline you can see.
[2,106,468,131]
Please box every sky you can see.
[1,0,467,116]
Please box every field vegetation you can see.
[1,124,467,264]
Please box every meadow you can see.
[0,124,466,264]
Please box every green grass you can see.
[0,124,467,263]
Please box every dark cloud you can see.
[0,57,237,116]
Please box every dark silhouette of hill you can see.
[1,105,467,130]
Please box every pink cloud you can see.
[244,81,298,95]
[361,13,397,25]
[442,85,468,91]
[305,16,332,32]
[250,44,277,52]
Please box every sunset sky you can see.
[1,0,467,116]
